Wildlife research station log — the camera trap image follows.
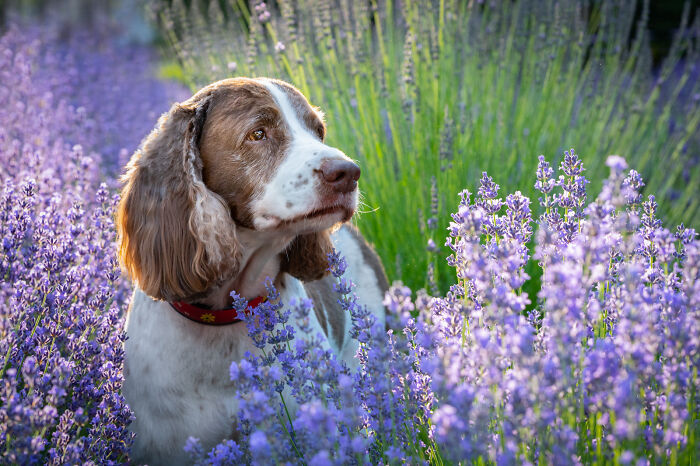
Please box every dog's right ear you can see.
[117,94,240,302]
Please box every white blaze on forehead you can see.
[262,79,318,140]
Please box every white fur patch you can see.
[330,227,386,365]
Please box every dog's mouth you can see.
[256,203,354,231]
[281,205,352,225]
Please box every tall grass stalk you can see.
[155,0,700,292]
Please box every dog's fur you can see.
[117,78,387,465]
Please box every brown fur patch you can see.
[280,230,334,282]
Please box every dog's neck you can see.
[198,227,296,309]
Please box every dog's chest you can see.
[123,274,332,465]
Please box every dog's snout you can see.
[319,159,361,193]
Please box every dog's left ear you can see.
[281,230,333,282]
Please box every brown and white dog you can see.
[116,77,388,465]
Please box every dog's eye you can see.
[248,129,267,141]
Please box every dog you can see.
[116,77,388,465]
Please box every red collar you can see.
[169,296,267,326]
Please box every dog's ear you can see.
[281,230,334,282]
[117,93,240,301]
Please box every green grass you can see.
[154,0,700,296]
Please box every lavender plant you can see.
[156,0,700,293]
[0,21,184,463]
[187,150,698,465]
[2,7,696,464]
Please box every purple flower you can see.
[535,154,556,198]
[623,169,645,208]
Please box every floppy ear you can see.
[281,230,334,282]
[116,94,240,302]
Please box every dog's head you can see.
[117,78,359,301]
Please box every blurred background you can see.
[2,0,697,62]
[1,0,698,296]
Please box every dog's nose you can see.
[320,159,361,193]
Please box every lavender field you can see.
[1,1,699,465]
[0,21,184,462]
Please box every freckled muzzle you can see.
[318,159,361,193]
